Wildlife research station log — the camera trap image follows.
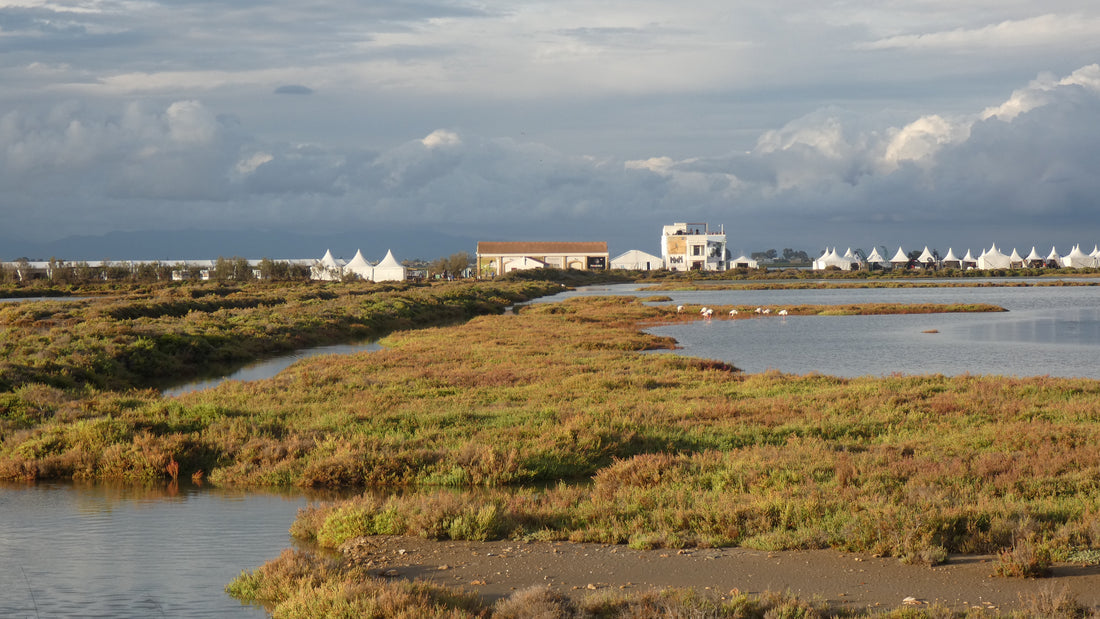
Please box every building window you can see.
[692,245,703,256]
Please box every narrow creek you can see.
[161,340,383,397]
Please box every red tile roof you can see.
[477,241,608,255]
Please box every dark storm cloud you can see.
[273,85,314,95]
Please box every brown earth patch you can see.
[340,536,1100,614]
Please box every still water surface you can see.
[0,483,318,618]
[162,340,383,396]
[534,281,1100,378]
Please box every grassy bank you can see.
[0,280,562,392]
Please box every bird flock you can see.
[677,305,788,320]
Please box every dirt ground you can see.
[339,536,1100,614]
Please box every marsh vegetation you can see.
[3,277,1099,616]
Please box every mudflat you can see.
[342,536,1100,614]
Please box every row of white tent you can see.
[814,244,1100,271]
[311,249,408,282]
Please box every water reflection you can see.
[163,340,383,397]
[0,482,343,619]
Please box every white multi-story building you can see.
[660,223,727,271]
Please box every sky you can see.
[1,0,1099,260]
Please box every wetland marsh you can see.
[3,275,1100,617]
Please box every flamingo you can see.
[778,309,788,316]
[700,307,709,315]
[676,305,684,313]
[755,307,763,314]
[762,308,771,315]
[729,309,738,316]
[703,308,714,319]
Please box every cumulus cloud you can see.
[2,64,1100,254]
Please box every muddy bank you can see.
[341,536,1100,614]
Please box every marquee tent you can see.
[978,244,1011,270]
[865,247,889,269]
[343,250,374,280]
[889,247,909,269]
[1064,245,1098,268]
[372,250,407,282]
[941,248,961,269]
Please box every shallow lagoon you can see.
[537,280,1100,378]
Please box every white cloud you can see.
[164,100,216,144]
[881,114,970,171]
[982,63,1100,120]
[420,129,461,149]
[235,152,273,176]
[859,14,1100,51]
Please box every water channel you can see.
[0,482,324,618]
[3,280,1099,616]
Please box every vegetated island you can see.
[2,277,1099,617]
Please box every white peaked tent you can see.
[373,249,407,282]
[1008,248,1024,268]
[814,247,854,270]
[865,247,889,269]
[962,249,978,269]
[611,249,663,270]
[311,249,346,281]
[1063,245,1098,269]
[890,247,909,269]
[941,248,961,269]
[1024,247,1044,267]
[916,246,937,269]
[978,244,1011,270]
[1046,246,1063,267]
[842,248,864,268]
[1091,245,1100,260]
[729,254,760,269]
[344,249,374,280]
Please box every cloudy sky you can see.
[1,0,1099,260]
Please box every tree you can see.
[430,252,472,279]
[212,257,233,281]
[446,251,472,279]
[233,257,253,281]
[14,258,30,281]
[259,258,277,280]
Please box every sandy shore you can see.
[340,536,1100,614]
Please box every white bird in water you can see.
[703,308,714,319]
[676,305,684,313]
[755,307,763,314]
[762,308,771,315]
[729,309,738,316]
[778,309,788,316]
